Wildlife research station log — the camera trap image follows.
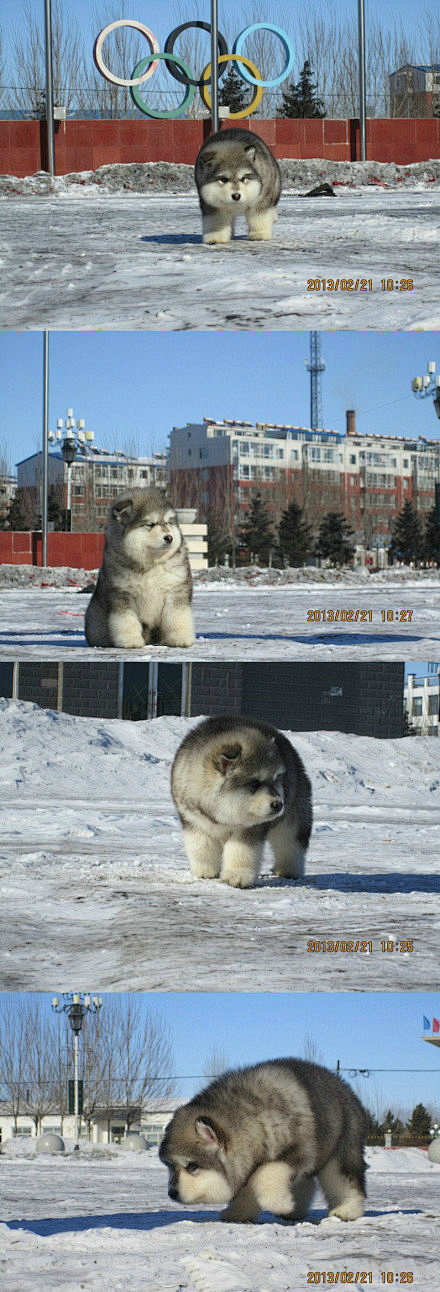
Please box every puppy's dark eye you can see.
[186,1162,199,1174]
[217,176,228,184]
[248,779,261,793]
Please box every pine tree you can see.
[406,1103,432,1142]
[390,500,424,564]
[238,491,274,565]
[424,505,440,563]
[6,491,30,531]
[278,500,312,566]
[219,66,249,115]
[277,60,326,119]
[315,511,354,567]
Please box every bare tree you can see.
[203,1046,229,1078]
[11,0,87,117]
[0,998,28,1134]
[300,1033,325,1066]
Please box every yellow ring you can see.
[200,54,264,118]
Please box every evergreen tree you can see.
[6,491,29,531]
[206,507,232,567]
[219,66,249,115]
[48,484,64,530]
[424,505,440,563]
[315,511,354,567]
[380,1109,404,1139]
[238,491,274,565]
[406,1103,432,1142]
[277,60,326,119]
[278,500,312,566]
[390,500,424,564]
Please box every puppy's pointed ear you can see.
[195,1117,222,1149]
[245,144,256,162]
[198,150,215,167]
[112,496,133,525]
[214,743,242,774]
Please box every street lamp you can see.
[52,993,103,1148]
[411,361,440,421]
[48,412,95,530]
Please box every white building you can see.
[169,413,440,544]
[16,447,168,530]
[0,1103,178,1146]
[405,671,440,736]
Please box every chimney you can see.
[346,409,356,436]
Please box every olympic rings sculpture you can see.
[93,19,295,119]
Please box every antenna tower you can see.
[307,332,325,429]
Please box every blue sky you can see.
[1,1,430,71]
[2,331,439,472]
[5,992,440,1115]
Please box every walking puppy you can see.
[85,488,195,649]
[160,1058,367,1223]
[195,128,281,244]
[171,716,312,888]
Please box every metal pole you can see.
[44,0,56,177]
[42,331,49,567]
[74,1031,79,1147]
[210,0,219,134]
[358,0,367,161]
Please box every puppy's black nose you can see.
[271,798,283,812]
[163,533,173,544]
[232,192,241,201]
[168,1187,178,1200]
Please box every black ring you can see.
[164,22,228,87]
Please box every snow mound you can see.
[1,157,439,197]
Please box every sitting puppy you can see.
[160,1058,367,1224]
[85,488,195,649]
[171,715,312,888]
[194,127,281,244]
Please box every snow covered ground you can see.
[0,571,439,659]
[1,702,438,993]
[1,1144,439,1291]
[0,157,439,329]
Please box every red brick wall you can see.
[0,532,105,568]
[1,117,439,176]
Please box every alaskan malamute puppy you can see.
[85,489,195,649]
[160,1058,367,1223]
[171,716,312,888]
[194,128,281,244]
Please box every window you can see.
[240,442,249,455]
[241,464,250,478]
[350,455,356,464]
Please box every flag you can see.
[423,1016,430,1030]
[433,1018,440,1033]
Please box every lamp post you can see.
[411,361,440,421]
[210,0,219,133]
[358,0,367,162]
[411,361,440,526]
[44,0,55,177]
[52,994,103,1148]
[49,412,95,531]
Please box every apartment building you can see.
[16,447,168,530]
[405,671,440,736]
[169,412,440,545]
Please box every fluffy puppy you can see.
[85,488,195,649]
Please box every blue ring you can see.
[232,24,294,88]
[130,52,196,118]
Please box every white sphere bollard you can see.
[428,1138,440,1164]
[120,1133,147,1152]
[36,1133,65,1155]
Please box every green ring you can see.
[130,52,195,118]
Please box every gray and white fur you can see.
[171,715,312,888]
[85,488,195,649]
[160,1058,367,1223]
[194,127,281,244]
